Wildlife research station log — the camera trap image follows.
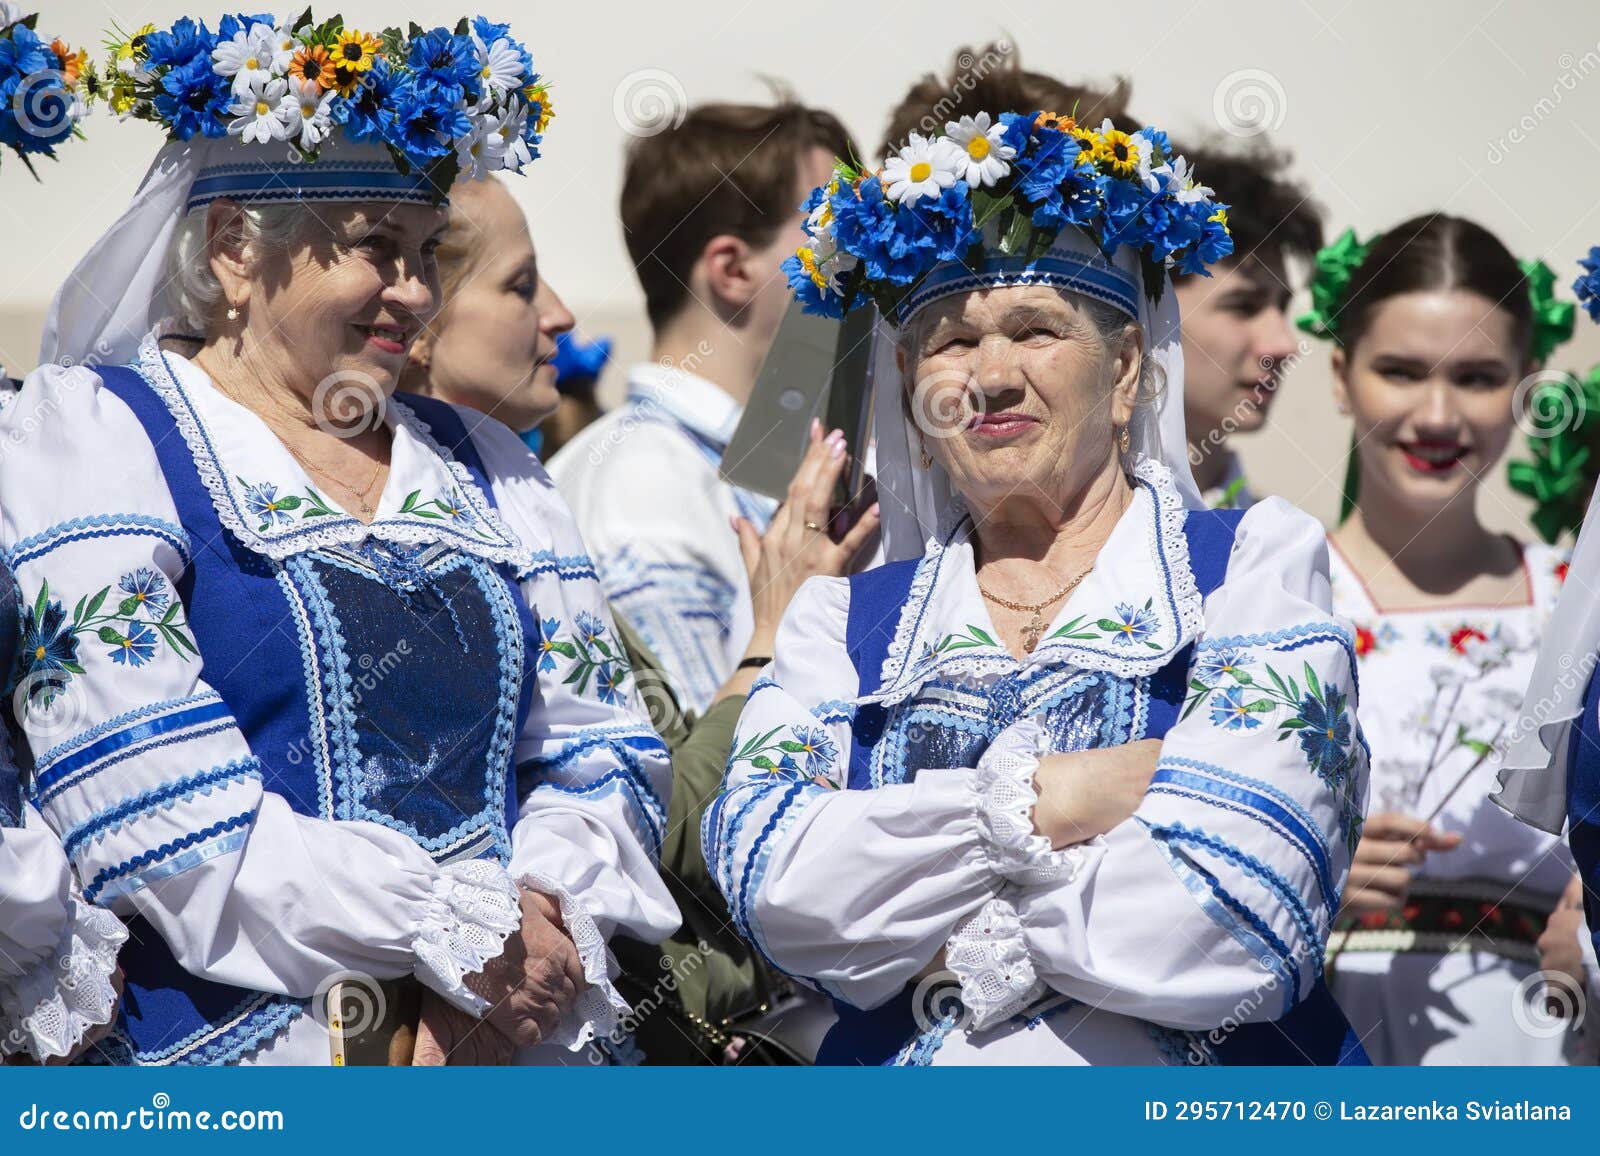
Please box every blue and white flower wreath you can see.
[784,111,1235,323]
[102,8,550,198]
[0,4,91,172]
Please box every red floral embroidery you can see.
[1354,625,1378,657]
[1448,626,1488,655]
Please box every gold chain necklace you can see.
[281,440,385,519]
[977,567,1091,653]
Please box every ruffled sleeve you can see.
[0,366,521,1020]
[700,576,1071,1010]
[963,499,1366,1031]
[0,822,126,1062]
[467,414,681,1049]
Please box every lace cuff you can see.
[944,897,1047,1031]
[0,894,127,1062]
[518,870,631,1051]
[973,717,1087,884]
[412,859,522,1016]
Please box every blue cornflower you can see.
[332,55,397,145]
[154,53,231,139]
[0,23,53,77]
[788,726,839,777]
[1195,647,1250,684]
[407,28,479,105]
[574,611,606,646]
[142,16,213,70]
[1209,687,1261,731]
[1109,601,1158,646]
[110,622,158,667]
[118,568,171,619]
[535,616,563,673]
[388,74,472,163]
[1297,686,1352,782]
[19,596,78,679]
[1575,246,1600,322]
[243,482,295,528]
[1013,125,1081,205]
[595,663,625,705]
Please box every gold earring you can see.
[226,305,240,322]
[1117,424,1131,453]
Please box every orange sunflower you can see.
[289,44,338,90]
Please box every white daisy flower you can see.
[212,23,281,98]
[942,112,1016,188]
[471,31,525,101]
[494,96,534,171]
[456,112,510,179]
[278,76,335,151]
[227,76,289,144]
[882,133,961,205]
[269,26,300,71]
[1159,155,1214,204]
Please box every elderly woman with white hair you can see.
[1,12,675,1065]
[704,112,1371,1065]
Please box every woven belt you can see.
[1331,881,1554,966]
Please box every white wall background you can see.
[6,0,1600,528]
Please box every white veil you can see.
[868,226,1202,563]
[1493,493,1600,833]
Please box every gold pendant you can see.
[1021,612,1043,653]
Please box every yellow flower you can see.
[1094,128,1140,179]
[796,247,828,291]
[524,82,553,134]
[1209,207,1230,231]
[289,44,337,90]
[110,75,137,115]
[115,22,157,63]
[332,29,381,74]
[1034,110,1076,134]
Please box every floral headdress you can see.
[1297,228,1576,362]
[0,4,92,174]
[101,9,550,200]
[784,111,1233,325]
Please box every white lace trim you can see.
[132,336,532,568]
[973,718,1087,884]
[944,897,1046,1031]
[411,859,522,1016]
[0,894,127,1062]
[518,871,631,1051]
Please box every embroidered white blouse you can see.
[0,339,679,1064]
[1326,540,1595,1064]
[703,459,1368,1064]
[548,363,777,715]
